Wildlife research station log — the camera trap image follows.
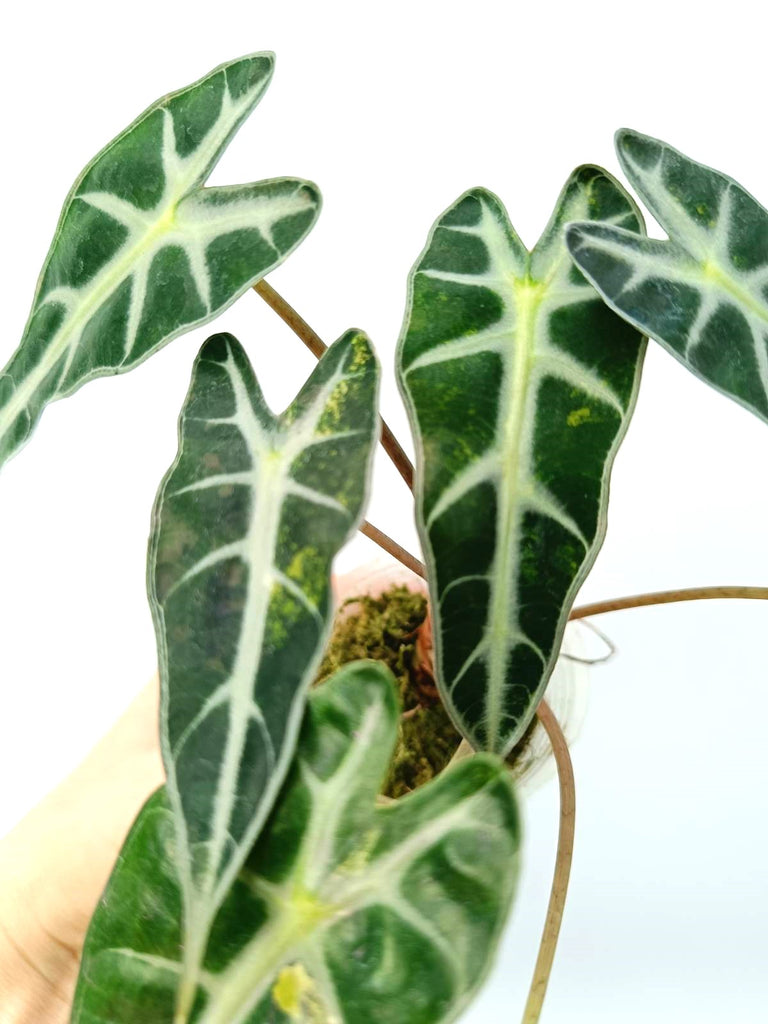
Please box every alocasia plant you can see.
[60,162,646,1023]
[566,129,768,425]
[397,169,645,756]
[6,50,767,1024]
[0,52,320,470]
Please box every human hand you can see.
[0,680,164,1023]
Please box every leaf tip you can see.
[198,331,238,364]
[298,179,322,211]
[440,186,503,231]
[615,127,662,172]
[336,327,377,373]
[218,50,277,103]
[236,49,276,71]
[569,163,609,189]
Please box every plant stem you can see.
[521,700,575,1024]
[360,520,426,578]
[570,585,768,619]
[253,279,415,489]
[253,278,327,361]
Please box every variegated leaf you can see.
[72,663,520,1024]
[397,169,645,755]
[148,330,378,1010]
[566,129,768,424]
[0,52,320,469]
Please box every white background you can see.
[1,2,767,1021]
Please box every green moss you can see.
[315,585,462,798]
[387,705,460,798]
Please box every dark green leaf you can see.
[398,169,645,754]
[567,129,768,424]
[0,53,320,469]
[148,330,378,1005]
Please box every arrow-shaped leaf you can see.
[72,662,520,1024]
[0,52,320,469]
[149,329,378,1007]
[397,169,645,755]
[566,129,768,425]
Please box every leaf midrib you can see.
[173,347,365,1017]
[175,452,288,1017]
[197,779,495,1024]
[700,257,768,327]
[0,202,184,442]
[484,274,542,753]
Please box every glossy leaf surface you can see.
[148,330,378,1001]
[566,129,768,424]
[72,663,520,1024]
[0,53,320,469]
[398,169,645,755]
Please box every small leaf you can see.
[148,330,379,1003]
[0,53,321,469]
[566,129,768,424]
[72,663,521,1024]
[397,169,645,755]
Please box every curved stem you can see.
[570,585,768,620]
[521,700,575,1024]
[360,520,425,579]
[253,279,415,489]
[253,278,328,361]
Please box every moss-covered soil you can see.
[315,585,462,798]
